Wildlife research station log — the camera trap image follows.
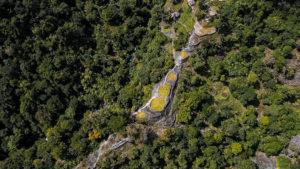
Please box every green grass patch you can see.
[212,82,245,113]
[158,83,171,97]
[178,7,195,32]
[276,156,292,169]
[150,97,166,111]
[163,28,170,33]
[200,27,216,35]
[215,87,230,102]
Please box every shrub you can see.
[231,142,242,155]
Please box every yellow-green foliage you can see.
[137,112,146,119]
[158,83,171,97]
[260,116,269,126]
[163,28,170,33]
[211,6,219,11]
[296,108,300,113]
[150,97,166,111]
[214,133,223,143]
[164,0,182,12]
[247,71,259,84]
[168,73,177,81]
[214,87,230,102]
[143,84,154,103]
[181,51,188,58]
[231,142,242,155]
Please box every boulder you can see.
[289,135,300,153]
[253,152,277,169]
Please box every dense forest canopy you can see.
[0,0,300,168]
[0,0,172,168]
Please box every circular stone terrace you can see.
[135,65,180,122]
[135,9,216,122]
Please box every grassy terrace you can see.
[168,73,177,81]
[180,51,188,58]
[200,21,216,35]
[163,28,170,33]
[200,27,216,35]
[158,83,171,97]
[137,112,146,119]
[150,97,166,111]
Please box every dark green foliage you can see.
[0,0,167,168]
[1,0,300,168]
[229,77,258,106]
[258,136,284,156]
[174,31,188,50]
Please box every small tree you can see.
[231,142,242,155]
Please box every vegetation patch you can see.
[163,28,170,33]
[174,22,189,50]
[150,97,166,111]
[143,84,154,103]
[215,87,230,102]
[178,6,195,32]
[164,0,182,12]
[200,27,216,35]
[164,43,173,54]
[137,112,146,119]
[276,156,292,169]
[158,83,171,97]
[181,51,188,58]
[168,73,177,81]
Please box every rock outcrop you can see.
[289,135,300,153]
[253,152,277,169]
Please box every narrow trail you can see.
[74,2,218,168]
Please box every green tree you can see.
[231,143,242,155]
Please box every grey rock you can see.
[289,135,300,153]
[253,152,277,169]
